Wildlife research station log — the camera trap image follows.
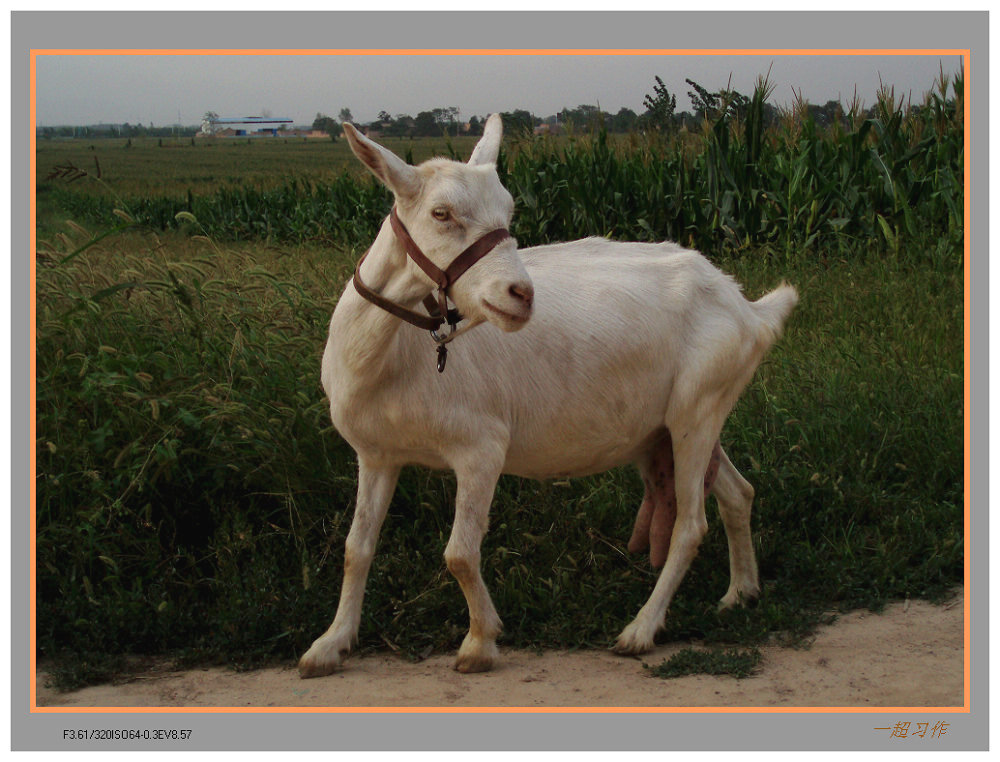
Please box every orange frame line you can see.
[30,47,969,57]
[28,47,972,716]
[29,48,38,716]
[962,47,971,715]
[31,703,972,715]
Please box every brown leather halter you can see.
[353,207,512,372]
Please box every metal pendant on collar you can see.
[431,316,459,373]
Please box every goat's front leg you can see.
[445,459,504,673]
[298,459,400,678]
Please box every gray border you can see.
[12,10,987,752]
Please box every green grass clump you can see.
[35,229,360,682]
[646,647,763,680]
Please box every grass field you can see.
[35,77,964,689]
[35,134,481,201]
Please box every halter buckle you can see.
[429,314,458,345]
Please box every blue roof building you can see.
[203,116,294,137]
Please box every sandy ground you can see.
[36,593,964,709]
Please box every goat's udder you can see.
[629,436,722,569]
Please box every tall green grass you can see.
[35,232,963,689]
[35,73,964,690]
[500,72,963,262]
[41,174,392,247]
[38,73,963,263]
[34,135,480,242]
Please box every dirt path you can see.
[36,595,964,709]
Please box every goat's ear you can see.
[468,113,503,166]
[342,123,421,200]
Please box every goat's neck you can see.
[335,217,433,376]
[359,216,432,305]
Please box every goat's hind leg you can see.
[615,406,724,655]
[711,447,760,610]
[298,459,400,678]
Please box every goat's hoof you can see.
[612,621,657,656]
[454,653,496,673]
[717,586,761,612]
[454,637,499,673]
[298,658,338,679]
[297,639,351,679]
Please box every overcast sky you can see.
[34,52,962,128]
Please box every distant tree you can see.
[500,109,535,136]
[386,113,414,137]
[726,90,752,123]
[685,78,751,123]
[642,76,677,133]
[432,106,460,124]
[312,113,341,141]
[369,111,392,133]
[200,111,220,135]
[580,104,604,128]
[413,111,439,137]
[126,122,149,138]
[557,105,603,131]
[339,108,354,125]
[422,106,461,136]
[611,107,639,133]
[817,99,846,128]
[312,113,332,131]
[686,78,723,122]
[467,115,483,136]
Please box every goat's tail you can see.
[751,283,799,345]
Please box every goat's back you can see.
[515,237,770,356]
[452,237,794,477]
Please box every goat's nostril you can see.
[509,283,534,307]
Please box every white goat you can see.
[298,114,798,678]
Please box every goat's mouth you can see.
[482,298,531,329]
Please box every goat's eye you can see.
[431,207,451,222]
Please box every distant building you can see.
[201,116,294,137]
[204,127,327,139]
[533,122,564,136]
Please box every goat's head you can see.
[343,114,533,332]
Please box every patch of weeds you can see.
[41,650,132,693]
[645,646,763,680]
